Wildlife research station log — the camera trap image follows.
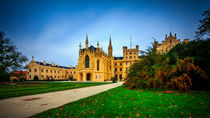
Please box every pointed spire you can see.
[79,42,81,49]
[97,41,99,48]
[86,33,88,48]
[108,35,112,49]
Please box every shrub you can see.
[111,77,117,83]
[124,43,208,91]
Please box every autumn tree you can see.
[0,31,28,81]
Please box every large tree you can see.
[0,31,28,81]
[195,9,210,39]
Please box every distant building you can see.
[155,32,189,53]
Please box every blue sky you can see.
[0,0,209,66]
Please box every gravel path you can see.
[0,82,123,118]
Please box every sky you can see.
[0,0,209,67]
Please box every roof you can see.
[81,45,97,52]
[35,61,76,69]
[114,57,123,60]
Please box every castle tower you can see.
[108,36,113,56]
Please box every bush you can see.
[124,43,208,91]
[33,75,39,81]
[111,77,117,83]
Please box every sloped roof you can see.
[35,61,76,69]
[81,45,97,52]
[114,57,123,60]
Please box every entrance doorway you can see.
[87,73,91,81]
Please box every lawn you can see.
[32,86,210,118]
[0,81,110,99]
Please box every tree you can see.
[195,9,210,39]
[0,31,28,81]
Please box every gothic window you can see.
[85,55,89,68]
[97,59,100,71]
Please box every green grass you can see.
[32,86,210,118]
[0,81,110,99]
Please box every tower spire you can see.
[86,33,88,48]
[108,35,113,56]
[108,35,112,49]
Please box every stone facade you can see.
[155,32,189,53]
[27,34,139,81]
[27,57,77,80]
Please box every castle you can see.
[27,33,188,81]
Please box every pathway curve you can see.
[0,82,123,118]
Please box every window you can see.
[126,52,128,55]
[126,56,127,59]
[134,52,136,54]
[41,69,43,72]
[110,66,111,70]
[54,76,56,78]
[51,70,52,73]
[126,67,128,71]
[99,75,101,79]
[41,75,44,78]
[97,60,100,71]
[120,68,122,71]
[96,75,97,79]
[120,63,122,66]
[129,56,132,59]
[134,56,136,59]
[54,70,56,73]
[115,63,117,66]
[129,52,132,55]
[115,68,117,72]
[46,69,48,73]
[58,76,59,78]
[130,62,132,65]
[29,75,31,78]
[29,69,31,72]
[62,75,64,78]
[85,55,89,68]
[126,62,128,65]
[58,71,59,73]
[34,69,37,72]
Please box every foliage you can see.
[0,31,28,81]
[195,9,210,39]
[0,82,111,99]
[111,77,117,83]
[32,86,210,118]
[124,43,208,91]
[168,39,210,89]
[33,75,39,81]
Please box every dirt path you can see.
[0,82,123,118]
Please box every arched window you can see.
[85,55,89,68]
[97,59,100,71]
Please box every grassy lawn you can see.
[0,81,111,99]
[32,86,210,118]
